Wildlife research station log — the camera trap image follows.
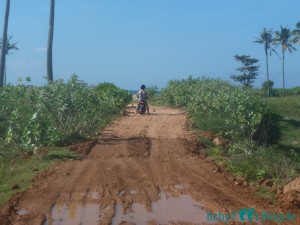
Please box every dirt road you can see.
[1,106,299,225]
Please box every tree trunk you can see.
[265,48,270,97]
[4,64,6,86]
[282,48,285,97]
[0,0,10,87]
[47,0,55,82]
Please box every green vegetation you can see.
[0,74,132,157]
[257,186,277,204]
[266,95,300,120]
[147,86,164,105]
[230,55,260,87]
[260,80,300,97]
[159,76,281,144]
[266,96,300,164]
[0,147,79,207]
[154,76,300,184]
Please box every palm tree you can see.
[0,0,10,87]
[274,26,297,96]
[47,0,55,82]
[0,35,19,85]
[292,22,300,44]
[254,28,276,97]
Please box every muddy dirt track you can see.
[1,106,299,225]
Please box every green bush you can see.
[147,86,159,99]
[0,74,132,157]
[159,76,282,145]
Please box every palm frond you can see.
[271,48,280,59]
[0,35,19,55]
[274,26,296,54]
[254,38,264,44]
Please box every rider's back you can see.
[138,90,147,102]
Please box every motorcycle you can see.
[137,101,146,115]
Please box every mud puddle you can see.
[43,203,100,225]
[174,184,184,190]
[42,191,212,225]
[16,209,29,215]
[111,191,210,225]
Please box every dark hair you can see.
[141,84,145,90]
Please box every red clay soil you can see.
[0,106,299,225]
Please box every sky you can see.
[0,0,299,90]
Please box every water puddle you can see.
[91,192,99,200]
[43,192,214,225]
[118,190,126,196]
[42,200,260,225]
[111,192,210,225]
[129,189,137,195]
[174,184,184,190]
[43,203,100,225]
[16,209,29,215]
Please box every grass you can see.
[266,96,300,156]
[0,147,79,207]
[256,187,277,204]
[278,119,300,154]
[266,95,300,120]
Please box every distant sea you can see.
[128,89,161,95]
[128,90,138,95]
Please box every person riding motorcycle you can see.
[135,84,150,115]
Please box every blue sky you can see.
[0,0,299,89]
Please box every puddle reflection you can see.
[43,203,99,225]
[174,184,184,190]
[111,192,210,225]
[43,191,212,225]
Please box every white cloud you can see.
[15,59,44,67]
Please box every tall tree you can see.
[0,0,10,87]
[231,55,259,87]
[262,80,274,96]
[292,22,300,44]
[254,28,275,97]
[274,26,297,96]
[47,0,55,82]
[0,35,19,85]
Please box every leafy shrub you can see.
[147,86,159,99]
[0,74,132,156]
[159,76,282,145]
